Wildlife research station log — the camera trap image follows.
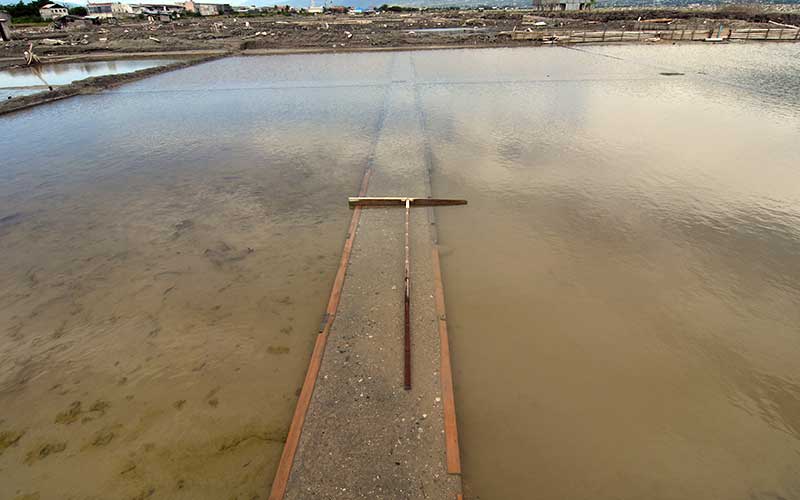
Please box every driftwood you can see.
[768,20,799,29]
[23,43,41,66]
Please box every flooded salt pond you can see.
[424,44,800,499]
[1,44,799,499]
[0,55,388,499]
[0,59,176,98]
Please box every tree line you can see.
[1,0,87,21]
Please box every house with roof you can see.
[87,2,135,18]
[39,3,68,20]
[532,0,592,11]
[183,0,232,16]
[131,3,186,15]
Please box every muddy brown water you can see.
[1,45,799,499]
[425,45,800,500]
[0,55,390,499]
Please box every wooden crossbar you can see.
[349,197,468,208]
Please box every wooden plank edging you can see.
[268,168,372,500]
[432,243,463,475]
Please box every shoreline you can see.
[3,5,798,115]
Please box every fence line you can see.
[508,27,800,43]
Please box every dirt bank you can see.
[3,7,797,62]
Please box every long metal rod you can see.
[347,194,467,391]
[403,198,411,391]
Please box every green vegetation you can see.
[378,4,421,12]
[69,5,87,15]
[0,0,48,21]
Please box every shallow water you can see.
[1,45,799,499]
[425,45,800,499]
[0,55,388,499]
[0,59,176,98]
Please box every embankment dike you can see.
[268,55,463,500]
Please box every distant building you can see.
[307,0,323,14]
[232,5,256,13]
[183,0,232,16]
[532,0,592,11]
[39,3,68,20]
[87,2,135,18]
[133,3,186,15]
[53,14,102,28]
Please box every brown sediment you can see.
[0,429,26,455]
[24,441,67,465]
[53,399,111,425]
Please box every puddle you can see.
[0,59,177,98]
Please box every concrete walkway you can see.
[271,53,463,500]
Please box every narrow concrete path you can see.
[272,53,463,500]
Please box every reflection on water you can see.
[0,57,388,499]
[1,45,800,500]
[422,46,800,500]
[0,59,177,95]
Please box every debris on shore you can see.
[1,5,797,68]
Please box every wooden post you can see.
[765,27,770,40]
[403,198,411,391]
[0,19,10,42]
